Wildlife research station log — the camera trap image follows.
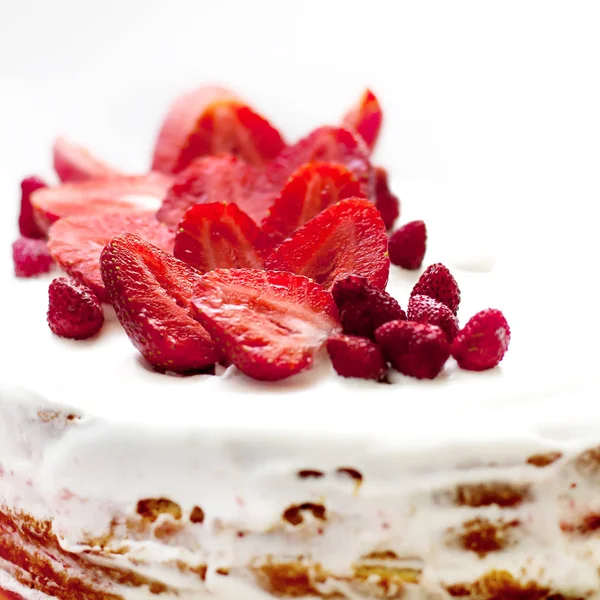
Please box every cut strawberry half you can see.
[31,173,172,233]
[260,162,364,249]
[190,269,340,381]
[151,85,285,174]
[174,202,263,273]
[342,89,383,152]
[267,126,375,200]
[265,198,389,291]
[52,136,123,183]
[101,234,219,372]
[157,154,272,227]
[48,213,174,302]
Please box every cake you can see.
[1,86,595,600]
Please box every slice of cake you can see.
[2,85,593,600]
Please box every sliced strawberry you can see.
[31,173,172,233]
[48,213,174,302]
[190,269,339,381]
[265,198,389,291]
[174,203,263,273]
[260,162,364,249]
[152,85,285,174]
[157,154,272,227]
[101,234,219,372]
[52,136,123,183]
[267,126,375,200]
[342,89,383,152]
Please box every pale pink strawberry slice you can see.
[101,234,219,372]
[152,85,285,174]
[174,203,264,273]
[53,136,123,182]
[260,162,364,249]
[31,173,172,233]
[157,154,272,227]
[265,198,389,291]
[190,269,340,381]
[48,213,174,302]
[267,126,375,200]
[342,89,383,152]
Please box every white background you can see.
[1,0,598,318]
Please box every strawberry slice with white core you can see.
[48,213,174,302]
[341,89,383,152]
[53,136,123,182]
[174,202,264,273]
[152,85,285,174]
[265,198,389,291]
[191,269,340,381]
[101,234,219,372]
[31,173,172,233]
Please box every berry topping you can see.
[411,263,461,315]
[47,277,104,339]
[389,220,427,270]
[326,334,388,381]
[152,85,285,174]
[269,126,375,200]
[374,167,400,230]
[260,162,363,249]
[376,320,451,379]
[174,203,264,273]
[332,275,406,340]
[101,234,219,372]
[407,294,459,341]
[451,308,511,371]
[30,173,172,233]
[157,154,270,227]
[12,237,53,278]
[341,89,383,152]
[18,176,48,239]
[52,136,122,183]
[48,213,174,302]
[265,198,389,291]
[190,269,340,381]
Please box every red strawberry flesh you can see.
[174,202,264,273]
[342,89,383,152]
[48,213,174,302]
[265,198,389,291]
[47,277,104,339]
[190,269,340,381]
[101,234,219,372]
[53,136,123,183]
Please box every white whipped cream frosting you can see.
[1,182,597,599]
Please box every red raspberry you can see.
[18,176,47,239]
[47,277,104,340]
[411,263,461,315]
[407,294,459,341]
[452,308,511,371]
[326,334,388,381]
[388,220,427,270]
[374,167,400,230]
[375,320,450,379]
[332,275,406,340]
[12,237,53,278]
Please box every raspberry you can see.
[374,167,400,230]
[388,220,427,270]
[375,320,450,379]
[452,308,511,371]
[47,277,104,340]
[12,237,53,278]
[407,294,459,341]
[18,176,47,239]
[332,275,406,340]
[411,263,461,315]
[326,334,388,381]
